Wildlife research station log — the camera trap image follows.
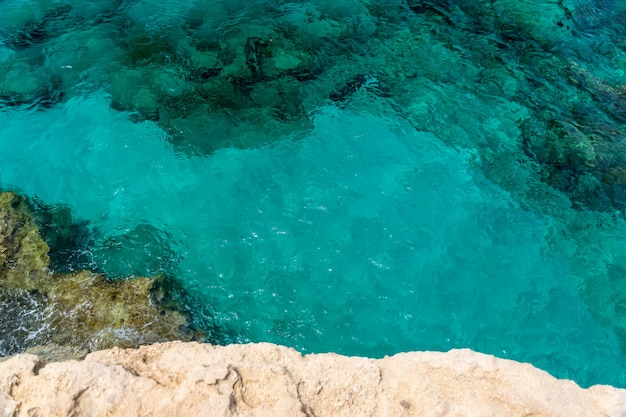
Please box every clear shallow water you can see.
[1,0,626,387]
[1,94,624,386]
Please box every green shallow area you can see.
[1,0,626,387]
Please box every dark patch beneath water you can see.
[28,197,94,274]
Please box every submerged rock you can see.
[88,223,181,279]
[1,0,624,214]
[20,343,88,362]
[27,197,93,273]
[0,192,199,355]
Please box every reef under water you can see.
[1,0,626,387]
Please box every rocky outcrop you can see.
[0,341,624,417]
[0,191,198,355]
[0,192,51,292]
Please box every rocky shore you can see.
[1,341,625,416]
[1,184,626,416]
[0,191,199,356]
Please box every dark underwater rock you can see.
[518,57,626,212]
[100,7,367,153]
[245,37,266,78]
[5,25,47,50]
[89,223,182,279]
[2,0,624,214]
[1,4,72,51]
[27,197,94,273]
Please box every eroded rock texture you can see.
[0,342,624,417]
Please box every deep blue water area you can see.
[1,0,626,387]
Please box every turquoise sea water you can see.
[1,0,626,387]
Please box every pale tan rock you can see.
[0,341,624,417]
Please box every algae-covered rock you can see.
[110,68,160,119]
[0,0,53,35]
[0,191,199,354]
[47,271,195,351]
[0,62,44,107]
[0,192,51,292]
[88,223,181,279]
[28,197,93,273]
[22,343,88,362]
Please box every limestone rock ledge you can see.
[0,342,624,417]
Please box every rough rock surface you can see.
[0,192,51,292]
[0,191,198,354]
[0,341,624,417]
